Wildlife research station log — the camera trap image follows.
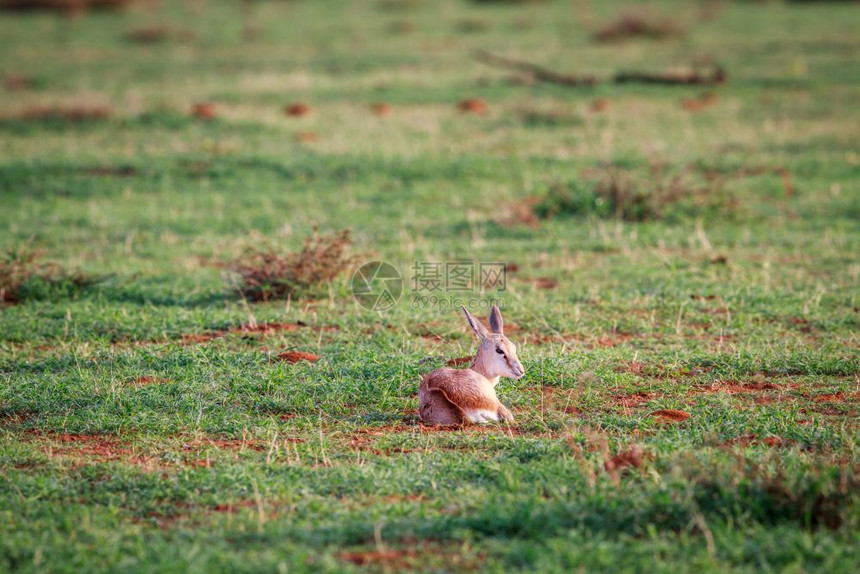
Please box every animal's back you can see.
[419,368,499,425]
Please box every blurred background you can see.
[0,0,857,311]
[1,5,858,570]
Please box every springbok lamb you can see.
[419,305,524,425]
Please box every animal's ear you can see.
[488,305,504,335]
[461,305,489,340]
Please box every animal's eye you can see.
[496,348,505,355]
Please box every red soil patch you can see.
[239,322,310,335]
[540,385,574,402]
[278,351,320,364]
[682,99,705,112]
[691,294,718,301]
[210,439,266,450]
[347,435,413,456]
[18,103,112,122]
[212,500,258,513]
[30,431,130,460]
[811,392,845,402]
[285,103,311,117]
[180,333,220,344]
[505,263,520,273]
[191,102,217,120]
[617,361,646,375]
[22,432,291,471]
[336,541,484,569]
[604,445,643,472]
[415,324,445,341]
[132,376,170,386]
[159,321,328,347]
[594,12,680,43]
[0,410,35,427]
[722,434,791,448]
[458,98,487,114]
[22,431,167,470]
[370,102,393,116]
[650,409,690,423]
[382,494,425,504]
[348,435,378,452]
[682,93,719,112]
[613,391,654,408]
[446,356,473,367]
[238,322,303,334]
[693,380,794,394]
[524,277,558,290]
[3,74,33,91]
[596,332,634,347]
[591,98,609,112]
[499,198,540,228]
[338,549,416,567]
[789,317,814,334]
[295,131,317,143]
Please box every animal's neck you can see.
[469,350,499,385]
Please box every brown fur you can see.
[418,306,524,426]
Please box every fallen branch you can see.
[475,50,726,88]
[614,67,726,86]
[474,50,598,87]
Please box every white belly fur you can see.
[465,409,498,423]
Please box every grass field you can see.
[1,0,858,572]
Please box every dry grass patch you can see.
[3,74,34,91]
[594,10,682,43]
[0,0,130,13]
[458,98,487,114]
[228,230,354,302]
[285,103,311,117]
[370,102,393,116]
[191,102,217,120]
[529,160,789,222]
[591,98,610,112]
[15,102,112,123]
[124,25,173,44]
[650,409,690,423]
[1,247,100,304]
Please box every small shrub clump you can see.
[594,10,682,43]
[229,230,354,302]
[532,162,742,222]
[0,247,99,304]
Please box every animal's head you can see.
[461,305,525,380]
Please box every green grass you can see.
[1,0,858,572]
